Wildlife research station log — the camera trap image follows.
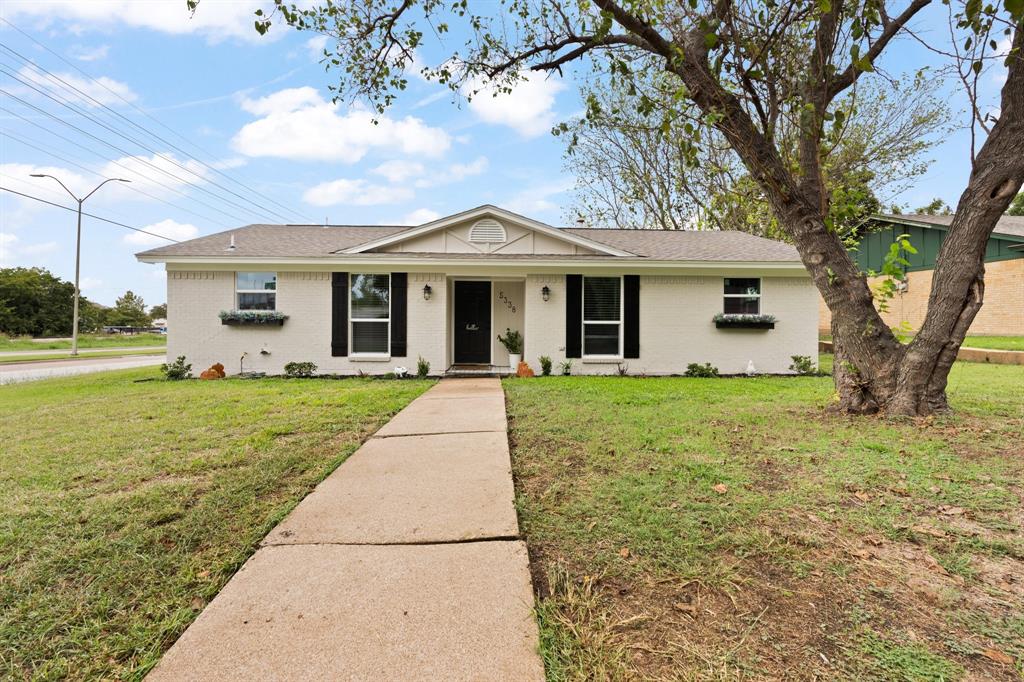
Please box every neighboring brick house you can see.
[818,214,1024,336]
[137,205,819,376]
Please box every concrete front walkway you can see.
[148,378,543,681]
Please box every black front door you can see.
[453,281,491,364]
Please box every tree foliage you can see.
[562,72,951,238]
[105,291,151,328]
[198,0,1024,415]
[0,267,95,337]
[1008,192,1024,214]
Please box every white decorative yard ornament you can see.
[394,366,409,378]
[746,360,757,376]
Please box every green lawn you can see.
[0,369,431,680]
[0,333,167,351]
[505,360,1024,680]
[0,347,166,364]
[963,336,1024,351]
[820,333,1024,353]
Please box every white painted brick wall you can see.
[168,269,817,376]
[167,270,447,376]
[523,274,818,375]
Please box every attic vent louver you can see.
[468,218,507,243]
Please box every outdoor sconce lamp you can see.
[423,284,433,300]
[541,286,551,302]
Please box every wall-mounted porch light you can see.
[423,284,433,300]
[541,285,551,302]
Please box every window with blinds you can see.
[583,276,622,356]
[723,278,761,314]
[350,274,390,354]
[235,272,276,310]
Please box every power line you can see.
[0,93,254,225]
[0,69,289,224]
[0,186,181,243]
[0,20,315,223]
[0,129,235,229]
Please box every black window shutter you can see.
[390,272,408,357]
[624,275,640,359]
[331,272,348,357]
[565,274,582,358]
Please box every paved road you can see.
[0,346,165,358]
[0,355,164,385]
[148,378,544,681]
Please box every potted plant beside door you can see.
[497,328,523,370]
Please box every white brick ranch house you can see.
[136,205,818,376]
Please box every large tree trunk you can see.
[662,19,1023,415]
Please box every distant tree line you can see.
[0,267,164,337]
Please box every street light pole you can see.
[29,174,131,356]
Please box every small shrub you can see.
[616,363,629,376]
[416,355,430,379]
[684,362,719,378]
[788,355,822,376]
[538,355,552,376]
[161,355,192,380]
[558,360,573,376]
[284,361,317,378]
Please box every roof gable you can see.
[343,205,636,257]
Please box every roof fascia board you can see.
[143,254,806,272]
[340,204,637,257]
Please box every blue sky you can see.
[0,1,1008,307]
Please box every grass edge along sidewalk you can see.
[0,367,432,680]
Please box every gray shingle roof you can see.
[137,223,802,262]
[563,228,800,261]
[878,214,1024,239]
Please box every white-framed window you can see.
[236,272,276,310]
[723,277,761,314]
[350,274,390,354]
[583,276,622,357]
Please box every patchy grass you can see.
[504,359,1024,680]
[0,368,431,680]
[963,336,1024,352]
[0,333,167,351]
[0,347,165,363]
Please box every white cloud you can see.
[467,72,565,137]
[239,86,323,116]
[0,233,60,266]
[71,44,110,62]
[439,156,488,183]
[232,87,451,163]
[79,276,103,293]
[401,208,442,225]
[13,66,138,107]
[100,153,207,194]
[409,155,489,188]
[372,160,426,183]
[504,177,575,215]
[1,162,90,200]
[302,179,414,207]
[305,35,329,59]
[1,1,275,43]
[124,219,199,247]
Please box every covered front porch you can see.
[443,276,526,376]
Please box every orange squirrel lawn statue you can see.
[516,361,535,378]
[200,363,226,380]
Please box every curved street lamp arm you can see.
[82,177,131,202]
[29,173,79,203]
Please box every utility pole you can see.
[30,174,130,356]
